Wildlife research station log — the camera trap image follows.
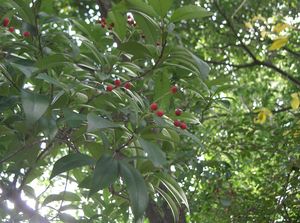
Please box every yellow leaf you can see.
[291,93,300,110]
[254,107,272,124]
[268,37,288,51]
[260,30,267,39]
[245,22,253,29]
[273,23,289,33]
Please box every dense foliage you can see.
[0,0,299,222]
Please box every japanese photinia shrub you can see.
[0,0,212,222]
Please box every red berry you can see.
[156,110,164,117]
[3,18,10,27]
[101,23,106,28]
[180,122,187,130]
[170,86,177,94]
[23,31,30,37]
[101,17,106,23]
[150,103,158,111]
[124,82,132,90]
[8,27,14,33]
[106,85,114,92]
[175,108,182,116]
[127,15,131,19]
[174,120,181,127]
[114,79,121,87]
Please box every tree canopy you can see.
[0,0,299,222]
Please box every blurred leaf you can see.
[171,5,213,22]
[138,138,167,167]
[89,154,119,196]
[50,153,95,179]
[21,90,49,124]
[87,113,121,132]
[120,161,148,219]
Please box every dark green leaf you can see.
[50,153,95,179]
[138,138,167,167]
[87,113,121,132]
[21,91,49,124]
[89,154,119,196]
[171,5,213,22]
[148,0,173,17]
[120,161,148,219]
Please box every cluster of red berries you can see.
[2,17,30,37]
[98,17,114,30]
[106,79,132,92]
[149,86,187,130]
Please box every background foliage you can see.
[0,0,299,222]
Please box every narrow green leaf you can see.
[11,62,38,78]
[43,192,81,206]
[87,113,121,132]
[36,73,68,90]
[138,138,167,167]
[9,0,35,24]
[89,154,119,196]
[155,186,179,222]
[134,12,160,44]
[148,0,173,17]
[120,161,148,219]
[125,0,158,17]
[155,173,189,211]
[171,5,213,22]
[50,153,95,179]
[36,54,70,70]
[118,42,152,59]
[21,91,49,124]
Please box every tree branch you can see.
[0,183,49,223]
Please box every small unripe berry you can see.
[106,85,114,92]
[174,120,181,127]
[23,31,30,37]
[150,103,158,111]
[141,34,145,39]
[170,85,177,94]
[156,41,160,46]
[8,27,14,33]
[156,110,164,117]
[175,108,182,116]
[180,122,187,130]
[124,82,132,90]
[3,18,10,27]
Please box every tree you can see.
[0,0,299,222]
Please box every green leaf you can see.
[148,0,173,17]
[50,153,95,179]
[155,186,179,222]
[9,0,35,24]
[138,138,167,167]
[170,5,213,22]
[154,71,171,111]
[36,73,68,90]
[36,54,71,70]
[118,42,152,59]
[120,161,148,219]
[89,154,119,196]
[11,62,38,78]
[21,91,49,124]
[87,113,121,132]
[125,0,158,17]
[108,10,127,41]
[43,192,81,206]
[155,173,189,211]
[134,12,160,44]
